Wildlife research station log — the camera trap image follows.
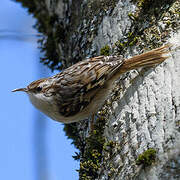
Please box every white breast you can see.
[28,92,58,120]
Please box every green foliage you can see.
[136,148,156,167]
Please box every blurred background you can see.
[0,0,79,180]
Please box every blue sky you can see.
[0,1,79,180]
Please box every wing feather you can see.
[53,56,124,117]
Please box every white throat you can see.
[28,92,54,117]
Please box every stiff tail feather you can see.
[121,44,172,73]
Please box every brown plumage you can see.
[12,44,171,123]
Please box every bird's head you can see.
[12,78,48,94]
[12,78,54,112]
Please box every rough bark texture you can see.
[16,0,180,179]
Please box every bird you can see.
[12,44,171,123]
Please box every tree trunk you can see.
[16,0,180,179]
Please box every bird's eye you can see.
[36,86,42,92]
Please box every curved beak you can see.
[12,88,28,92]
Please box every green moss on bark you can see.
[114,0,179,55]
[100,45,111,56]
[78,116,106,180]
[136,148,156,167]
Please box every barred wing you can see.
[53,56,124,117]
